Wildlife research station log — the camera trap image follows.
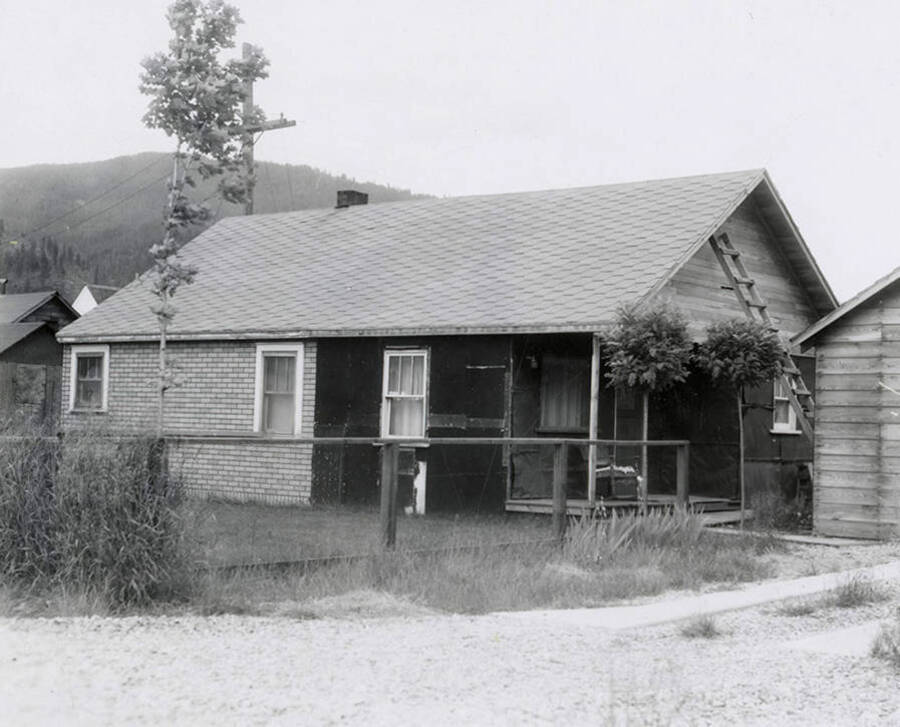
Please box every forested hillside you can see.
[0,153,424,300]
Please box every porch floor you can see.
[505,495,742,523]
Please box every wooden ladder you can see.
[709,232,815,440]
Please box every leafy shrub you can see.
[749,486,811,532]
[696,319,786,389]
[0,429,189,607]
[604,303,693,391]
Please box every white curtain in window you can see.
[541,356,588,429]
[263,355,295,434]
[76,355,103,408]
[385,352,426,436]
[389,399,424,436]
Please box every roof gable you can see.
[58,169,833,342]
[0,291,78,325]
[795,265,900,346]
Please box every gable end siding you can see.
[813,287,900,539]
[659,198,819,336]
[61,340,317,504]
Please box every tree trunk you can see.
[640,389,649,515]
[157,306,168,437]
[156,151,181,437]
[738,387,745,531]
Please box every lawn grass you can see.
[187,506,779,615]
[194,501,553,566]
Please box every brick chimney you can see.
[335,190,369,209]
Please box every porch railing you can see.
[164,435,689,549]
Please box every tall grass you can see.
[0,429,190,608]
[872,609,900,668]
[193,508,778,616]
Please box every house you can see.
[57,170,837,512]
[0,282,79,425]
[72,284,119,316]
[794,266,900,539]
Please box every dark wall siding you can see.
[21,297,78,331]
[312,336,510,512]
[0,327,62,366]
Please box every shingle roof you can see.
[0,292,57,323]
[0,322,45,354]
[61,169,784,342]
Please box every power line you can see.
[35,170,173,240]
[20,155,169,240]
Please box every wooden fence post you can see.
[676,443,689,509]
[552,443,568,539]
[380,442,399,550]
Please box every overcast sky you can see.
[2,0,897,301]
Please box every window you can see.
[540,355,589,431]
[381,350,428,438]
[69,345,109,411]
[253,344,304,435]
[772,377,798,433]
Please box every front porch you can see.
[505,332,743,516]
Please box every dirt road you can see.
[2,593,898,726]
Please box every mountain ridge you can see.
[0,152,426,300]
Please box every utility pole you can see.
[242,43,296,215]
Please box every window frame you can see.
[771,376,800,434]
[380,348,429,439]
[68,344,110,413]
[253,343,304,436]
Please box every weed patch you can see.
[871,610,900,668]
[776,599,819,617]
[0,428,190,609]
[680,614,721,639]
[828,574,890,609]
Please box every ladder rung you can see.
[718,246,741,257]
[734,277,755,285]
[747,302,767,309]
[783,367,801,376]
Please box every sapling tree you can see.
[139,0,269,433]
[604,303,693,509]
[696,318,786,527]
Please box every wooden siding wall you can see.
[660,198,819,337]
[813,285,900,539]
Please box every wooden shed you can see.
[795,266,900,539]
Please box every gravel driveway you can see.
[2,591,899,726]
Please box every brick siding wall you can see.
[62,340,317,503]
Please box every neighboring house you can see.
[72,284,118,316]
[794,266,900,539]
[57,171,837,512]
[0,283,79,425]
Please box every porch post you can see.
[552,442,569,539]
[587,334,601,506]
[676,443,690,508]
[380,442,399,550]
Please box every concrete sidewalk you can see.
[504,559,900,630]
